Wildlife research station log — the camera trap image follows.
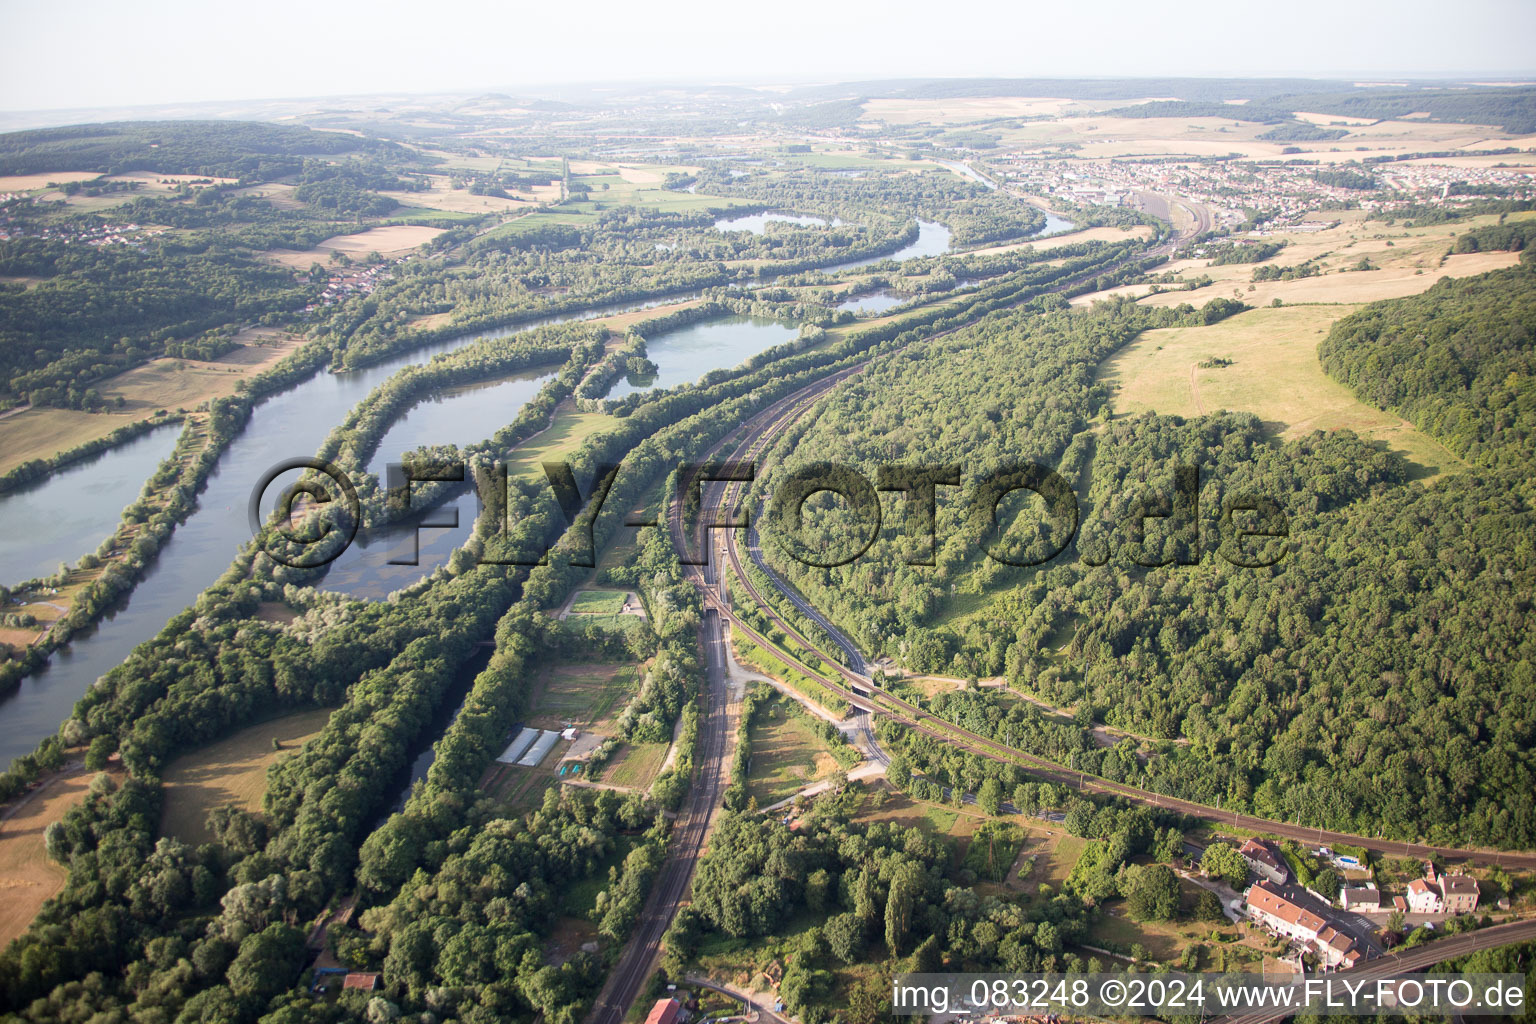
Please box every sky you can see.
[2,0,1534,113]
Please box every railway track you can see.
[670,297,1536,872]
[1211,917,1536,1024]
[584,605,733,1024]
[590,223,1536,1024]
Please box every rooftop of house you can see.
[1248,880,1326,934]
[1240,838,1288,873]
[644,998,682,1024]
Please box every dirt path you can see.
[1190,362,1206,415]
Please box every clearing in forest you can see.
[746,699,843,809]
[0,767,123,949]
[1096,304,1463,478]
[158,708,336,844]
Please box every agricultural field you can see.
[0,766,115,950]
[529,662,637,732]
[1084,210,1536,312]
[745,698,844,808]
[0,327,301,473]
[378,173,558,214]
[99,346,298,416]
[0,407,147,477]
[101,172,237,193]
[1096,304,1463,476]
[261,224,448,269]
[158,708,335,844]
[985,111,1525,163]
[863,96,1106,124]
[598,741,669,791]
[483,751,570,814]
[0,172,102,192]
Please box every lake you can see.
[714,211,845,233]
[836,290,910,314]
[605,315,802,400]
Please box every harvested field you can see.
[0,407,147,477]
[262,225,447,269]
[159,708,335,844]
[0,766,119,949]
[1097,304,1463,477]
[0,172,100,191]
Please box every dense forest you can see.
[1260,85,1536,134]
[0,122,412,180]
[0,230,1138,1018]
[755,269,1536,847]
[1320,251,1536,470]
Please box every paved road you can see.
[685,975,792,1024]
[1212,917,1536,1024]
[745,522,865,674]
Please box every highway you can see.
[1212,917,1536,1024]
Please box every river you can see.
[937,160,998,190]
[0,422,182,584]
[0,213,972,771]
[714,211,845,233]
[374,648,491,825]
[0,294,699,771]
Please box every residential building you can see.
[1406,863,1479,915]
[1442,874,1481,914]
[1240,838,1289,885]
[1340,885,1381,912]
[1406,877,1442,914]
[645,999,682,1024]
[1244,881,1364,969]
